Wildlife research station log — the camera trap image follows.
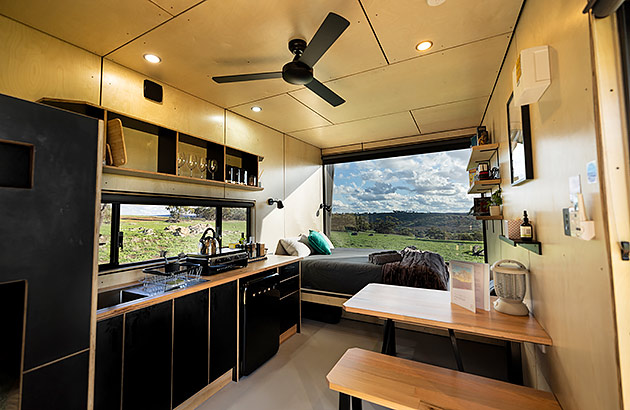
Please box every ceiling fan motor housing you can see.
[282,61,313,85]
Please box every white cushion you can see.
[298,234,314,251]
[319,231,335,249]
[279,238,311,257]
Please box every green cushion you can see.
[308,230,331,255]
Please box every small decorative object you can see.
[208,159,218,180]
[198,157,208,179]
[186,153,199,178]
[491,259,529,316]
[490,167,500,179]
[177,152,186,176]
[503,219,522,240]
[473,197,490,216]
[477,162,490,180]
[489,188,502,216]
[507,93,534,185]
[477,126,489,145]
[520,210,533,241]
[468,169,476,187]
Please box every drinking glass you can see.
[177,152,186,176]
[198,157,208,179]
[208,159,218,180]
[187,153,198,177]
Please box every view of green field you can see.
[99,216,246,264]
[329,231,483,263]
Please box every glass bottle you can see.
[520,210,533,241]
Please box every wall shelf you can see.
[476,215,503,220]
[468,179,501,194]
[103,166,263,191]
[499,235,542,255]
[466,143,499,171]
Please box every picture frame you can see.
[506,93,534,185]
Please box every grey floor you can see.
[198,318,507,410]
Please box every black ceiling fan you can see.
[212,12,350,107]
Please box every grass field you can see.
[99,216,246,264]
[330,231,484,263]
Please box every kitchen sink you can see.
[97,287,147,310]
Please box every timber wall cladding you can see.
[482,0,621,409]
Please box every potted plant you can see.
[489,187,502,216]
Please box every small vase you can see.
[489,205,501,216]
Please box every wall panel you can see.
[482,0,620,409]
[0,15,100,104]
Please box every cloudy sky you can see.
[332,148,472,214]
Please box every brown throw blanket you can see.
[382,247,449,291]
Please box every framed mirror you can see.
[507,93,533,185]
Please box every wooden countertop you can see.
[344,284,552,345]
[97,255,301,321]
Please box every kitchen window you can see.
[99,193,253,272]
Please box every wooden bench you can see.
[326,348,561,410]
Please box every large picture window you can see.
[99,194,253,271]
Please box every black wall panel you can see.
[94,316,124,410]
[21,350,89,410]
[0,93,99,371]
[173,290,209,407]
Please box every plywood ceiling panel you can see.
[289,34,509,124]
[230,94,331,133]
[412,96,488,134]
[149,0,203,16]
[106,0,387,108]
[289,111,419,148]
[0,0,171,56]
[361,0,522,63]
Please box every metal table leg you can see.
[381,319,396,356]
[448,329,464,372]
[506,341,523,385]
[339,393,350,410]
[352,396,363,410]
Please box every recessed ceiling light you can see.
[143,54,161,64]
[251,106,262,112]
[416,41,433,52]
[427,0,446,6]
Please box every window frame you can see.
[99,193,254,273]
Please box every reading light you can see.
[316,203,332,217]
[416,41,433,52]
[143,54,161,63]
[251,106,262,112]
[267,198,284,209]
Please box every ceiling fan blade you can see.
[212,72,282,83]
[305,78,345,107]
[299,12,350,68]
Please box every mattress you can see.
[301,248,383,295]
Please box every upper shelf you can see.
[468,179,501,194]
[467,143,499,171]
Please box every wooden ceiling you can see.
[0,0,522,148]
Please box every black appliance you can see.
[240,271,280,376]
[187,249,248,276]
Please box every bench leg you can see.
[448,329,464,372]
[339,393,350,410]
[352,396,363,410]
[381,319,397,356]
[506,341,523,385]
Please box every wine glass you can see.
[208,159,218,180]
[186,153,198,177]
[177,152,186,176]
[198,157,208,179]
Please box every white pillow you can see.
[316,231,335,250]
[279,238,311,257]
[298,234,314,251]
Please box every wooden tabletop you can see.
[327,348,560,410]
[343,284,551,345]
[97,255,301,321]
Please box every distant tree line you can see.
[331,211,483,241]
[165,206,245,222]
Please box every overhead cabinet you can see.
[38,98,263,191]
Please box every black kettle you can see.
[199,227,220,255]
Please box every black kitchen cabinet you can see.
[210,281,237,382]
[173,289,209,408]
[123,301,173,410]
[94,315,123,410]
[278,262,300,334]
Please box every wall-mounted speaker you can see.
[143,80,163,103]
